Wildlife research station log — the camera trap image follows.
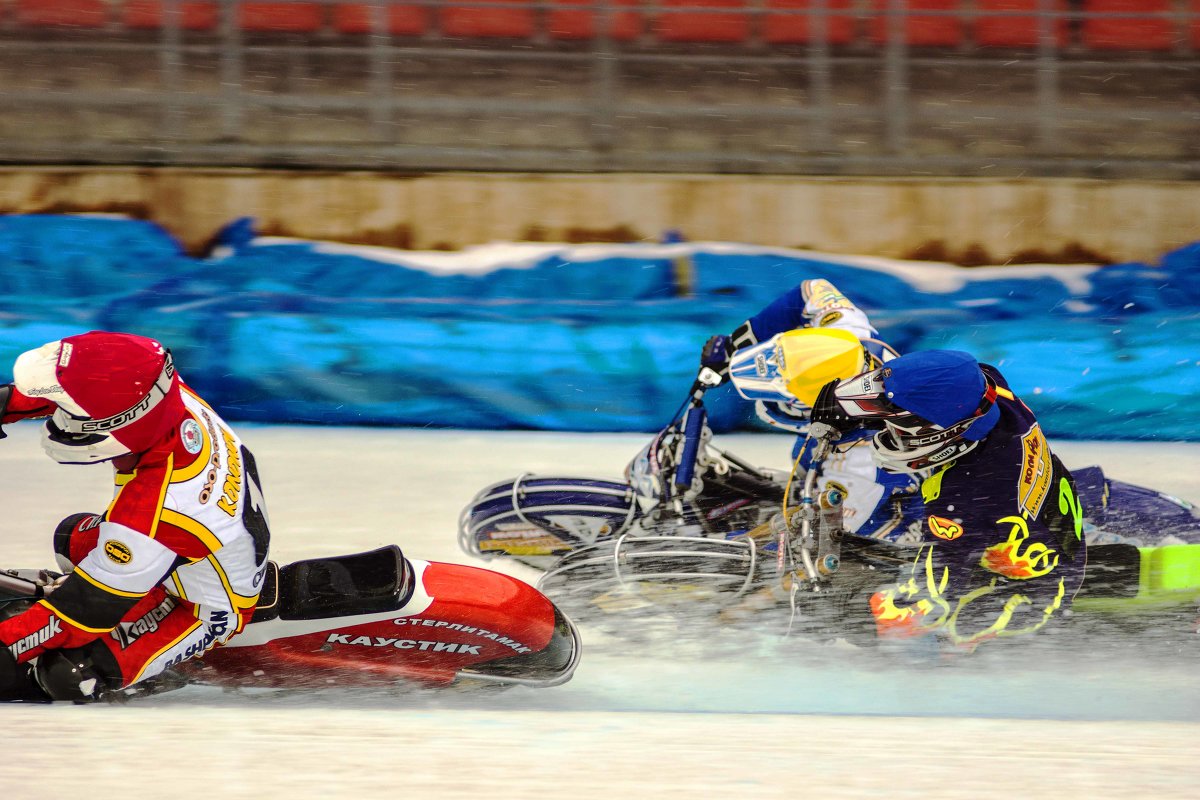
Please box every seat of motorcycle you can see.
[273,545,416,621]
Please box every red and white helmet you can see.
[12,331,185,464]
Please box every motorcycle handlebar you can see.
[0,570,43,603]
[805,422,840,463]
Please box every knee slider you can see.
[33,644,121,703]
[53,512,103,573]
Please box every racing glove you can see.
[697,334,734,385]
[728,319,758,351]
[809,379,856,435]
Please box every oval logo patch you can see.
[104,539,133,565]
[928,515,964,541]
[181,418,204,455]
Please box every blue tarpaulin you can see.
[1,214,1196,440]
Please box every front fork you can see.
[777,424,846,590]
[773,485,845,587]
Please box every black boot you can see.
[0,645,51,703]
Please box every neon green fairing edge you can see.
[1074,543,1200,613]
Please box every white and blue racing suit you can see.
[728,280,925,543]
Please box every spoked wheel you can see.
[537,534,760,621]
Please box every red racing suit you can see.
[0,385,270,690]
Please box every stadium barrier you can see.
[0,213,1196,440]
[6,0,1196,52]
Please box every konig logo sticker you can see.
[1018,423,1053,519]
[104,540,133,565]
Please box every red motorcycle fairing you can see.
[193,559,580,690]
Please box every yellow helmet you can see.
[776,327,865,406]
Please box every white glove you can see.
[42,572,70,595]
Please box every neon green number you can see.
[1058,477,1083,541]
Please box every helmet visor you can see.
[43,412,132,464]
[873,414,985,474]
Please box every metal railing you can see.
[0,0,1196,177]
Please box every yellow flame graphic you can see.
[980,515,1059,579]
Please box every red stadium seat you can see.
[332,4,428,35]
[441,0,535,38]
[239,3,324,32]
[868,0,964,47]
[15,0,107,27]
[547,0,642,41]
[974,0,1066,48]
[655,0,749,43]
[123,0,218,30]
[1081,0,1175,51]
[763,0,855,45]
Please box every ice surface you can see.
[1,425,1198,798]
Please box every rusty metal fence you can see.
[0,1,1197,177]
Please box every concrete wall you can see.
[1,168,1197,264]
